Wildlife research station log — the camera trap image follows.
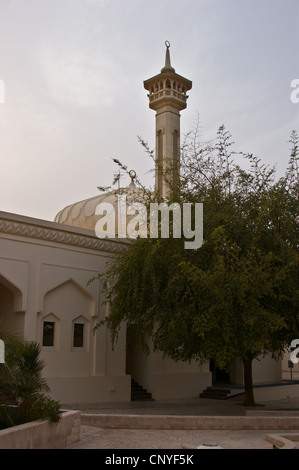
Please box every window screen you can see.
[73,323,84,347]
[42,321,55,347]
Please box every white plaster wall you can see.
[0,212,283,403]
[0,257,29,313]
[127,335,211,399]
[230,355,282,386]
[47,375,131,404]
[0,212,131,404]
[0,283,24,332]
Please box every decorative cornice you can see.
[0,213,129,255]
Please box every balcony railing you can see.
[149,89,187,104]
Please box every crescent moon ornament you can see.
[129,170,136,183]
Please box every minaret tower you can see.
[144,41,192,198]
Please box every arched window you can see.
[41,313,60,349]
[72,315,89,351]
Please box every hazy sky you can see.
[0,0,298,222]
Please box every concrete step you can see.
[81,413,299,431]
[200,387,231,400]
[131,379,153,401]
[199,394,228,400]
[207,386,231,394]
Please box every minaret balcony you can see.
[148,88,188,110]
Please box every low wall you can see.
[265,433,298,449]
[253,384,299,402]
[0,410,80,449]
[46,376,131,404]
[152,373,211,400]
[81,413,299,431]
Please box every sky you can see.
[0,0,298,222]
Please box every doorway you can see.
[210,360,230,385]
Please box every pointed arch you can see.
[41,279,94,353]
[40,312,60,349]
[0,273,24,334]
[72,314,90,351]
[43,278,95,317]
[0,273,23,312]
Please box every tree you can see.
[93,125,299,406]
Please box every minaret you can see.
[144,41,192,198]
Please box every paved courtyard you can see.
[66,424,276,449]
[63,395,299,450]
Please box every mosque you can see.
[0,43,282,404]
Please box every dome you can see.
[54,180,147,237]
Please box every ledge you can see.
[265,433,298,449]
[0,211,129,254]
[81,413,299,431]
[0,410,81,449]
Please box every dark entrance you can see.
[210,360,230,385]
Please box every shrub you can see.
[0,323,62,429]
[17,393,62,424]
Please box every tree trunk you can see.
[242,357,256,406]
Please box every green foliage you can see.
[93,124,299,405]
[17,393,62,424]
[0,394,61,429]
[12,341,50,399]
[0,405,25,430]
[0,324,61,428]
[0,325,24,399]
[0,329,49,401]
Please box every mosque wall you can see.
[126,331,212,400]
[0,210,283,404]
[0,210,130,404]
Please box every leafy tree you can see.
[93,125,299,406]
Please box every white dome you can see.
[54,182,146,236]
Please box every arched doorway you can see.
[0,274,24,335]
